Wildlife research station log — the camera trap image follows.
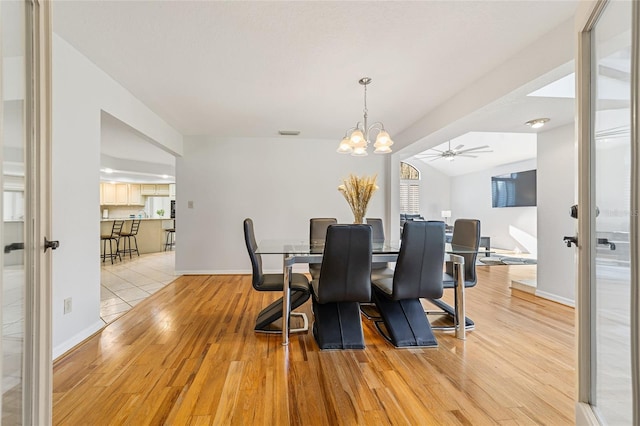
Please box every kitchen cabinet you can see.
[101,183,117,205]
[115,184,128,204]
[141,184,170,196]
[128,184,143,205]
[169,183,176,199]
[100,183,145,206]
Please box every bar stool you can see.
[101,220,124,264]
[117,220,141,259]
[164,220,175,251]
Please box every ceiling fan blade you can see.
[429,156,444,162]
[457,145,490,153]
[453,144,465,151]
[416,153,442,158]
[457,154,478,158]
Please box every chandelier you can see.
[337,77,394,156]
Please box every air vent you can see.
[278,130,300,136]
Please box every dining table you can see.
[256,239,480,345]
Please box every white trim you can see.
[575,0,602,411]
[176,269,249,275]
[534,290,575,307]
[575,402,601,425]
[630,1,640,423]
[52,320,104,360]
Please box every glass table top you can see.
[256,240,488,255]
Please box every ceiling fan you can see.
[416,140,492,162]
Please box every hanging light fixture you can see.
[337,77,394,156]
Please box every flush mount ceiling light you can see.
[337,77,393,156]
[278,130,300,136]
[525,118,550,129]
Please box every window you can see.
[400,162,420,214]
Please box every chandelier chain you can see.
[336,76,393,156]
[363,82,368,117]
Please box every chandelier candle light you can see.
[338,174,378,224]
[337,77,394,156]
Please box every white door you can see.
[576,0,639,424]
[0,1,53,424]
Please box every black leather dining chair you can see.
[371,220,445,347]
[427,218,481,330]
[365,218,394,280]
[243,218,311,333]
[309,218,337,280]
[311,224,372,349]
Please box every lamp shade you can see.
[337,137,353,154]
[350,129,365,146]
[351,146,368,156]
[441,210,452,218]
[373,145,392,154]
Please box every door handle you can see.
[563,236,578,248]
[597,238,616,250]
[4,242,24,253]
[44,237,59,252]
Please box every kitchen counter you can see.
[101,218,174,255]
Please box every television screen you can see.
[491,169,537,207]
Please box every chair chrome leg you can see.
[254,312,309,334]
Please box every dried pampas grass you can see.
[338,174,378,224]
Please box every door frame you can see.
[25,0,53,424]
[26,0,53,423]
[575,0,640,424]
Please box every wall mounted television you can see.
[491,169,537,207]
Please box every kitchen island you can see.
[100,218,174,256]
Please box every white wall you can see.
[175,137,387,274]
[450,159,537,252]
[406,158,451,221]
[52,34,183,358]
[537,123,576,304]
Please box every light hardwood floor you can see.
[53,264,575,425]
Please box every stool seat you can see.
[117,220,141,259]
[164,220,175,251]
[101,220,124,264]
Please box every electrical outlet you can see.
[64,297,72,314]
[187,201,194,209]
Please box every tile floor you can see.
[100,250,178,324]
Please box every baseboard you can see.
[53,320,104,360]
[176,269,247,275]
[575,402,600,425]
[177,265,309,275]
[534,290,575,307]
[510,279,536,293]
[509,279,575,307]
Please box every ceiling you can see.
[52,1,580,177]
[414,132,537,177]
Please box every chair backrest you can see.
[316,224,372,303]
[243,218,264,289]
[111,220,125,237]
[450,219,481,285]
[310,218,337,246]
[392,221,445,300]
[365,218,385,243]
[129,220,141,235]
